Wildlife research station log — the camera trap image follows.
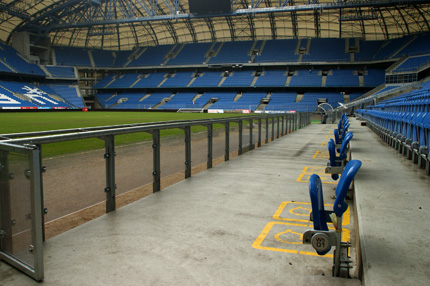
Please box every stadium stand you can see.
[0,85,38,109]
[44,66,76,79]
[0,43,45,76]
[108,73,141,88]
[91,49,116,67]
[128,45,173,67]
[49,85,84,108]
[253,70,287,87]
[221,71,254,87]
[208,41,253,64]
[289,70,322,87]
[167,43,211,66]
[302,38,349,62]
[363,69,386,87]
[54,46,91,67]
[0,81,71,109]
[133,73,166,88]
[253,39,298,63]
[326,69,359,87]
[158,92,197,109]
[392,55,430,73]
[161,72,193,88]
[190,71,223,87]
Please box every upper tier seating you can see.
[128,45,173,67]
[55,46,91,66]
[302,38,349,62]
[393,55,430,73]
[92,49,116,67]
[209,41,253,64]
[167,43,212,65]
[0,43,45,76]
[254,39,298,63]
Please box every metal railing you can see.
[0,112,311,281]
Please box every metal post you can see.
[103,135,116,213]
[207,124,213,169]
[238,120,243,155]
[271,117,275,141]
[36,144,46,241]
[30,146,44,281]
[225,122,230,161]
[258,118,262,147]
[249,119,254,150]
[265,117,269,144]
[277,116,280,138]
[151,130,161,193]
[281,115,285,136]
[184,126,191,179]
[0,150,12,253]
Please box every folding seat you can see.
[417,112,430,174]
[325,132,353,180]
[402,112,416,156]
[303,160,362,277]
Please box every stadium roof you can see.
[1,0,430,50]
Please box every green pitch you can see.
[0,111,241,157]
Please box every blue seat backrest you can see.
[334,160,362,217]
[334,128,340,144]
[309,174,329,234]
[328,139,337,166]
[339,132,353,160]
[309,174,331,255]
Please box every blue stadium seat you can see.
[303,160,362,277]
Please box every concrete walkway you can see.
[3,118,428,285]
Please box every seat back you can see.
[334,160,362,217]
[339,132,353,160]
[328,139,337,166]
[309,174,329,232]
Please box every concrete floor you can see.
[1,118,428,285]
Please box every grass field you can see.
[0,111,242,157]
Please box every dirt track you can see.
[42,124,275,239]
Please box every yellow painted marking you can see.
[273,201,350,226]
[297,172,338,185]
[275,229,303,244]
[253,221,352,258]
[312,150,329,159]
[325,135,332,139]
[289,206,311,217]
[320,141,327,147]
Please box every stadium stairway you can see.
[1,119,429,285]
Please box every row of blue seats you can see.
[94,69,385,89]
[355,109,430,175]
[53,33,430,67]
[304,114,362,277]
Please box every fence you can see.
[0,112,311,281]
